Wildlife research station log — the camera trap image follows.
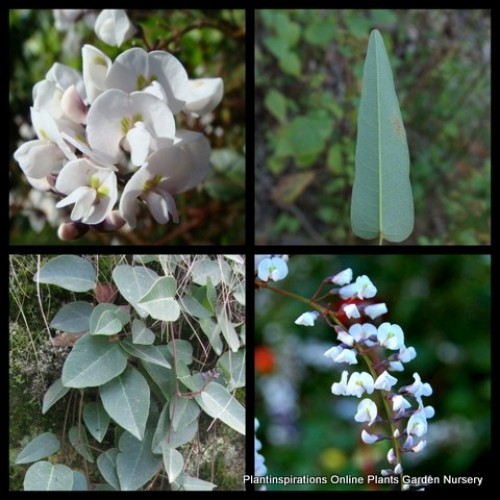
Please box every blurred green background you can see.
[9,9,245,245]
[255,10,491,245]
[255,255,491,490]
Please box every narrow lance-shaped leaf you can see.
[351,29,414,243]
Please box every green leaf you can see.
[42,378,70,414]
[166,340,193,366]
[217,309,240,352]
[351,29,414,243]
[191,259,225,286]
[69,426,94,463]
[49,301,93,333]
[116,430,162,491]
[89,304,126,336]
[162,443,184,484]
[72,471,88,490]
[23,461,74,491]
[138,277,180,322]
[97,449,120,490]
[83,401,110,443]
[152,403,198,453]
[15,432,60,464]
[169,395,200,431]
[217,349,245,391]
[112,265,159,317]
[121,338,171,369]
[180,294,211,319]
[199,317,223,355]
[172,473,216,491]
[34,256,96,292]
[264,89,288,124]
[62,335,127,388]
[131,319,155,345]
[199,382,245,435]
[304,21,335,47]
[100,366,150,441]
[282,116,326,159]
[140,361,172,401]
[279,50,301,77]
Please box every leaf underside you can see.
[351,29,414,243]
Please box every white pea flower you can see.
[254,419,267,476]
[398,345,417,363]
[349,323,377,343]
[343,303,361,319]
[257,256,288,282]
[183,78,224,116]
[55,159,117,224]
[347,372,374,398]
[86,89,175,166]
[406,411,428,437]
[404,373,433,399]
[82,45,112,104]
[374,370,398,391]
[354,399,377,426]
[295,311,319,326]
[387,448,397,465]
[391,394,411,412]
[334,348,358,365]
[339,275,377,299]
[411,440,427,453]
[331,370,349,396]
[119,131,210,227]
[364,303,388,319]
[361,429,379,444]
[336,329,354,346]
[94,9,136,47]
[377,322,405,350]
[105,47,189,114]
[330,268,353,285]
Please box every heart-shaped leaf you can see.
[23,461,74,491]
[50,301,93,333]
[162,443,184,483]
[112,265,159,317]
[116,430,161,490]
[34,255,96,292]
[138,277,180,322]
[100,366,150,441]
[199,382,245,435]
[89,304,125,336]
[62,335,127,388]
[131,319,155,345]
[83,401,110,443]
[97,449,120,490]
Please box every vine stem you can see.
[258,278,404,489]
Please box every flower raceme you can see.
[13,10,223,238]
[293,269,434,485]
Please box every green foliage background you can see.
[255,10,490,245]
[9,9,246,245]
[255,255,491,490]
[9,255,246,490]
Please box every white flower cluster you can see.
[255,418,267,477]
[255,255,289,282]
[295,269,434,479]
[14,9,223,239]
